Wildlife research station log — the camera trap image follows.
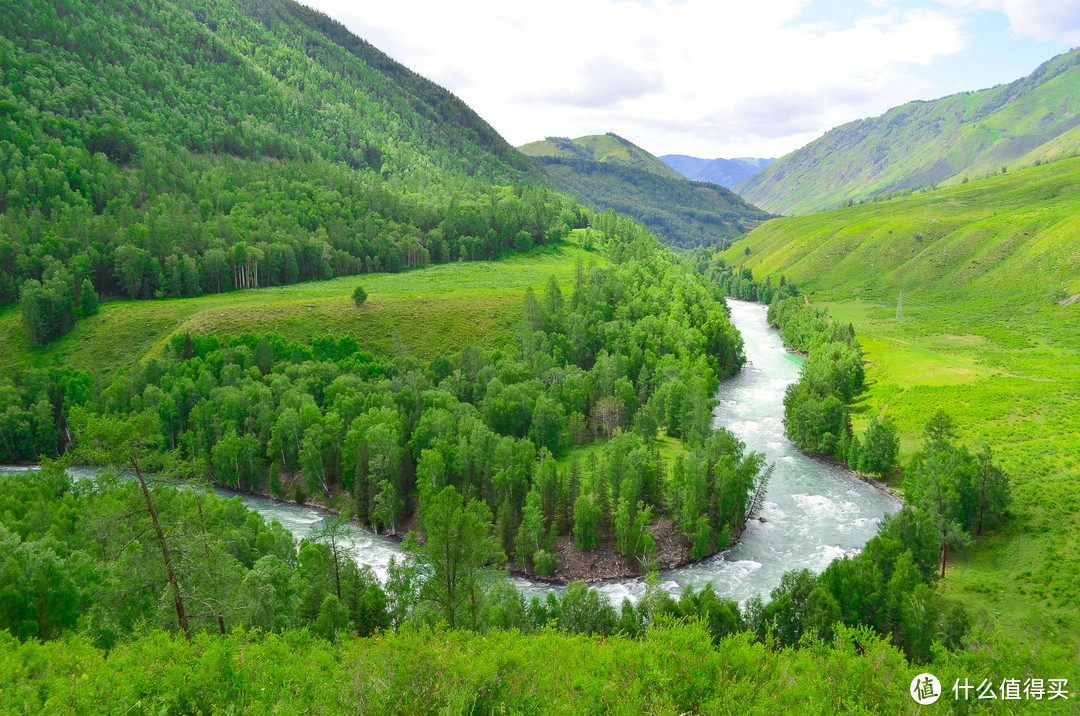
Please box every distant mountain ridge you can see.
[519,134,684,180]
[738,47,1080,214]
[660,155,774,189]
[518,134,773,248]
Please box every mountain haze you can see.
[738,47,1080,214]
[519,134,772,248]
[661,155,774,188]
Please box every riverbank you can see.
[241,480,705,585]
[743,295,906,506]
[511,518,692,585]
[799,451,904,506]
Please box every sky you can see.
[299,0,1080,159]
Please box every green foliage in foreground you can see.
[2,451,1073,712]
[0,619,1070,715]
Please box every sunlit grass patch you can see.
[0,236,600,380]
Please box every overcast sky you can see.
[300,0,1080,159]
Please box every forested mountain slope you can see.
[519,135,772,248]
[724,158,1080,650]
[0,0,580,345]
[738,47,1080,214]
[660,154,773,189]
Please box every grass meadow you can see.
[0,234,600,381]
[725,157,1080,655]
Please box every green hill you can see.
[738,48,1080,214]
[519,133,683,179]
[520,134,772,248]
[0,0,579,340]
[724,158,1080,649]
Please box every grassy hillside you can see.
[1,0,581,336]
[520,135,772,249]
[724,158,1080,650]
[519,134,682,179]
[0,235,599,381]
[660,154,774,189]
[739,48,1080,214]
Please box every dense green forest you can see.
[520,135,772,249]
[0,0,581,346]
[1,0,1076,709]
[1,215,760,576]
[0,367,1044,712]
[0,216,1028,686]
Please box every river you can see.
[0,299,898,605]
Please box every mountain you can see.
[0,0,533,181]
[0,0,587,327]
[519,134,772,248]
[519,134,683,179]
[738,47,1080,214]
[661,155,774,188]
[726,157,1080,307]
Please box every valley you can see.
[518,134,772,248]
[1,0,1079,710]
[726,157,1080,652]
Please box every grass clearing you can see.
[0,235,600,381]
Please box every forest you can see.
[2,463,1058,713]
[533,155,772,249]
[1,210,1021,684]
[0,0,581,345]
[0,0,1073,710]
[1,215,760,579]
[9,158,580,344]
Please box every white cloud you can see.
[940,0,1080,43]
[301,0,972,158]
